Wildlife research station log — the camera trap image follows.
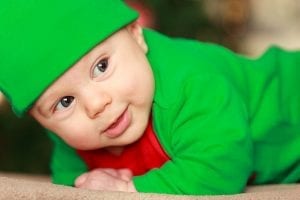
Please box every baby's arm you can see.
[133,75,253,194]
[48,132,88,186]
[75,168,136,192]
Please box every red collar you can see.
[77,120,170,176]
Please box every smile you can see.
[104,107,131,138]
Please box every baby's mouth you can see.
[104,107,131,138]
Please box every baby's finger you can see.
[101,168,120,177]
[118,169,133,182]
[74,172,89,187]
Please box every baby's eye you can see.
[55,96,74,111]
[92,58,108,78]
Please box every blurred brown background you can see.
[1,0,300,176]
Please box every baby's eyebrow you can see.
[35,92,58,117]
[36,105,49,118]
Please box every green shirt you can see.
[49,29,300,195]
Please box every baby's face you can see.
[30,23,154,150]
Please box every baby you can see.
[1,0,300,195]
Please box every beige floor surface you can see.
[1,173,300,200]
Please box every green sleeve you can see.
[133,75,253,195]
[48,131,88,186]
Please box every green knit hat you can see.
[0,0,138,116]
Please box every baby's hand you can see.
[74,168,136,192]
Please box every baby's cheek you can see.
[58,123,93,149]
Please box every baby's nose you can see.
[84,92,112,119]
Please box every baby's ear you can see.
[126,21,148,53]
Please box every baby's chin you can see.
[107,132,144,148]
